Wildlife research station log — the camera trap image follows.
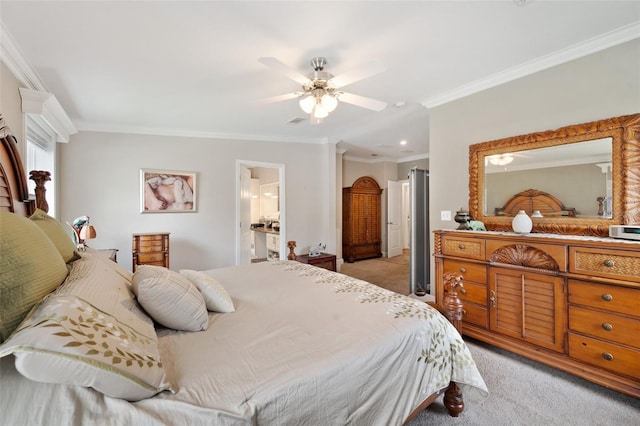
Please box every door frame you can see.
[236,160,286,265]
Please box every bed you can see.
[0,120,487,425]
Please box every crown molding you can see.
[422,22,640,109]
[73,120,328,145]
[3,23,77,142]
[20,88,77,142]
[1,22,48,91]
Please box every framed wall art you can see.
[140,169,197,213]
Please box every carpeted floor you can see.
[340,256,640,425]
[340,250,411,295]
[408,338,640,425]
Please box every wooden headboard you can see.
[0,117,47,217]
[495,189,577,217]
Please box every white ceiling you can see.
[1,1,639,162]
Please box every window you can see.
[26,115,56,216]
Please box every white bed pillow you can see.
[0,255,171,401]
[180,269,235,313]
[132,265,208,332]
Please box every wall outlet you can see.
[441,210,452,221]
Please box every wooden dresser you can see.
[132,232,170,272]
[342,176,382,263]
[433,230,640,398]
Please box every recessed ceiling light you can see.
[400,140,407,145]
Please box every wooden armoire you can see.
[342,176,382,263]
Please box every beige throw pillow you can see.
[132,265,208,332]
[180,269,235,313]
[0,255,171,401]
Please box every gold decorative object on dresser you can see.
[132,232,170,271]
[342,176,382,263]
[433,230,640,398]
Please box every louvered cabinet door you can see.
[489,266,566,353]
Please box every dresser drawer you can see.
[462,304,488,328]
[137,252,165,263]
[568,280,638,317]
[137,234,166,242]
[443,260,486,284]
[442,236,485,260]
[137,241,166,252]
[456,280,487,306]
[569,306,640,349]
[568,333,640,380]
[569,246,640,283]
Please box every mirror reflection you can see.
[484,138,613,218]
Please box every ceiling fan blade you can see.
[258,57,310,85]
[254,92,302,104]
[330,61,385,88]
[338,92,387,112]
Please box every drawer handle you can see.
[601,293,613,302]
[603,259,615,268]
[602,353,614,361]
[459,288,467,295]
[458,244,465,250]
[459,267,466,273]
[602,323,613,331]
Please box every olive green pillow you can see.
[0,211,69,342]
[29,209,80,263]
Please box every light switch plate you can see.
[441,210,452,221]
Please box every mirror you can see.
[469,113,640,237]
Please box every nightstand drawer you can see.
[569,306,640,349]
[568,280,638,317]
[569,246,640,283]
[442,236,485,260]
[568,333,640,380]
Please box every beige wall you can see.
[58,132,335,272]
[1,62,25,151]
[397,158,428,181]
[428,39,640,287]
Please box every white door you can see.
[387,180,403,258]
[239,165,252,265]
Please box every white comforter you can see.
[0,261,487,425]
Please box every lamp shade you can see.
[79,225,97,240]
[313,103,329,118]
[299,95,315,114]
[321,93,338,112]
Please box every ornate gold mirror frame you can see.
[469,113,640,237]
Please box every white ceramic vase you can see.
[512,210,532,234]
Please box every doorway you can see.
[236,161,285,266]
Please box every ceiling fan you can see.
[258,56,387,122]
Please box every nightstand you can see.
[97,248,119,263]
[295,253,336,272]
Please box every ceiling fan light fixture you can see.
[321,93,338,112]
[313,102,329,119]
[299,95,315,114]
[488,154,514,166]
